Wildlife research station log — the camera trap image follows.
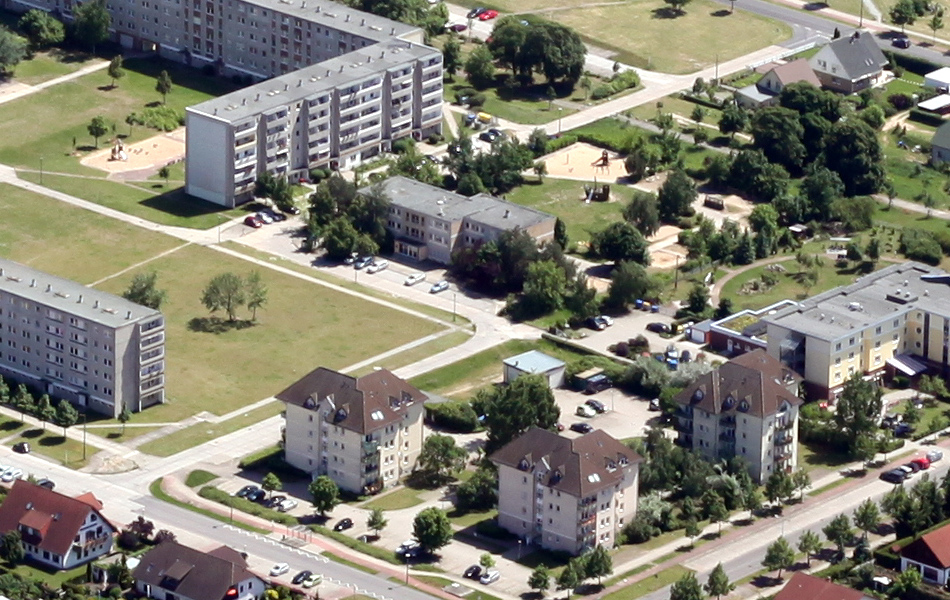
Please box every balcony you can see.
[774,433,793,445]
[362,440,379,456]
[75,534,111,549]
[776,419,794,432]
[719,432,736,442]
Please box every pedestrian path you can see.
[0,59,110,106]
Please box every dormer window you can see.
[692,389,704,402]
[518,458,530,471]
[722,395,735,410]
[334,408,347,423]
[739,400,750,412]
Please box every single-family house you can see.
[0,480,115,570]
[809,31,889,93]
[925,66,950,90]
[775,573,874,600]
[933,121,950,164]
[735,59,822,109]
[900,522,950,585]
[133,540,266,600]
[503,350,566,388]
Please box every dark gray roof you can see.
[133,541,261,600]
[933,121,950,150]
[490,427,641,497]
[0,258,161,329]
[811,30,887,81]
[276,366,425,434]
[673,350,802,417]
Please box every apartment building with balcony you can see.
[490,427,641,556]
[673,350,802,483]
[0,259,165,418]
[277,366,426,495]
[763,262,950,400]
[371,176,557,264]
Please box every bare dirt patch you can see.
[542,142,627,181]
[82,127,186,176]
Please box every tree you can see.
[416,433,467,484]
[412,507,452,553]
[308,476,339,516]
[607,261,660,310]
[486,18,585,84]
[719,105,748,138]
[590,222,650,264]
[669,572,703,600]
[518,260,568,317]
[797,529,821,566]
[584,545,612,585]
[800,165,844,222]
[705,492,729,535]
[366,508,388,536]
[54,400,79,436]
[931,6,944,42]
[261,472,282,499]
[17,10,64,50]
[684,518,702,547]
[12,385,33,423]
[108,55,125,88]
[853,498,880,540]
[823,120,885,196]
[87,115,108,148]
[554,217,569,250]
[834,373,883,458]
[686,283,709,316]
[556,561,580,599]
[623,191,661,237]
[751,107,806,174]
[533,160,548,183]
[157,165,170,187]
[72,0,111,52]
[704,563,734,600]
[846,241,863,263]
[244,271,268,321]
[663,0,693,14]
[920,374,950,400]
[890,567,922,599]
[156,70,173,105]
[465,45,495,89]
[201,272,246,321]
[762,537,794,579]
[748,205,779,236]
[891,0,918,31]
[904,398,921,428]
[529,565,551,595]
[657,168,696,223]
[865,237,881,264]
[0,531,23,565]
[792,468,811,502]
[36,394,54,430]
[474,374,560,455]
[443,36,461,79]
[765,469,794,507]
[822,513,854,553]
[122,271,166,310]
[118,408,131,435]
[479,553,496,569]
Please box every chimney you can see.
[214,108,218,115]
[284,83,289,91]
[94,300,100,309]
[126,310,132,319]
[0,268,4,276]
[302,0,306,6]
[77,294,83,304]
[30,279,36,288]
[298,79,302,87]
[256,93,261,101]
[361,18,365,25]
[346,13,350,21]
[242,98,247,105]
[391,27,396,35]
[504,209,510,218]
[340,65,344,72]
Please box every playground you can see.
[542,142,626,182]
[81,128,186,177]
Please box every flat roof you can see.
[763,262,950,342]
[919,94,950,111]
[926,66,950,84]
[246,0,417,42]
[0,259,161,329]
[189,40,436,123]
[503,350,565,374]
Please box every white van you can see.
[480,569,500,585]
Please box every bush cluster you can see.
[590,70,640,101]
[128,106,185,131]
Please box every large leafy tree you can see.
[834,373,883,458]
[853,498,880,539]
[622,191,661,237]
[443,36,462,79]
[54,400,79,437]
[308,476,339,516]
[412,507,452,553]
[762,537,794,578]
[750,107,807,174]
[72,0,111,52]
[890,0,918,31]
[718,105,747,137]
[822,513,854,554]
[590,222,650,265]
[87,115,108,148]
[456,467,498,511]
[245,271,268,321]
[584,545,612,585]
[200,273,246,321]
[606,261,660,309]
[367,508,388,536]
[17,10,64,49]
[529,565,551,595]
[473,374,560,455]
[779,82,841,123]
[416,434,466,485]
[822,120,885,196]
[465,45,495,89]
[0,531,23,565]
[122,271,167,310]
[262,472,282,498]
[797,530,821,566]
[487,17,585,84]
[799,165,844,222]
[657,168,696,223]
[669,572,703,600]
[520,260,568,317]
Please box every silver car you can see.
[927,449,944,463]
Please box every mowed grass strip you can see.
[94,244,444,423]
[602,565,693,600]
[138,403,282,456]
[12,49,103,86]
[6,427,99,470]
[547,0,791,74]
[0,183,182,283]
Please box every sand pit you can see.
[82,128,186,175]
[542,142,626,182]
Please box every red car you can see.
[446,23,467,32]
[479,9,498,20]
[912,457,931,470]
[244,215,262,228]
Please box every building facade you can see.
[373,176,556,264]
[0,259,165,418]
[764,262,950,400]
[490,427,641,555]
[673,350,802,483]
[134,541,266,600]
[4,0,442,207]
[808,30,888,93]
[900,523,950,586]
[277,366,426,495]
[0,480,115,570]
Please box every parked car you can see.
[244,215,262,229]
[585,399,607,413]
[681,350,692,363]
[576,404,596,418]
[555,422,565,431]
[599,315,614,327]
[488,128,506,140]
[479,130,501,143]
[236,485,258,498]
[398,540,421,557]
[247,489,266,503]
[354,256,374,270]
[584,373,612,394]
[480,569,500,584]
[894,423,913,437]
[1,468,22,482]
[467,7,487,18]
[478,9,499,19]
[302,573,322,588]
[430,280,449,294]
[343,253,358,265]
[35,478,55,490]
[270,563,290,577]
[366,260,389,274]
[570,422,594,434]
[281,205,302,216]
[334,518,354,531]
[464,565,482,580]
[649,398,661,411]
[586,316,607,331]
[646,322,670,334]
[293,570,313,585]
[12,442,30,454]
[278,499,298,512]
[893,35,911,48]
[256,211,274,224]
[927,449,944,463]
[265,495,287,509]
[405,272,426,286]
[262,207,286,222]
[880,468,907,484]
[912,457,931,470]
[446,22,467,32]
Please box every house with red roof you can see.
[0,480,115,569]
[901,522,950,585]
[133,540,266,600]
[775,573,873,600]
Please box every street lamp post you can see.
[453,292,457,322]
[40,157,44,185]
[517,539,522,560]
[404,553,411,584]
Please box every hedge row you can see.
[198,486,298,526]
[908,108,946,128]
[884,50,942,76]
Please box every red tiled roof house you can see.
[901,523,950,585]
[775,573,873,600]
[0,480,116,570]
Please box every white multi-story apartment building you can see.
[277,366,426,495]
[0,259,165,418]
[491,427,641,556]
[673,350,802,483]
[4,0,443,207]
[763,262,950,400]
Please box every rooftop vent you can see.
[94,300,100,309]
[77,295,83,304]
[391,27,396,34]
[126,310,132,319]
[848,302,862,311]
[504,209,510,218]
[345,13,350,21]
[361,18,365,25]
[31,279,38,288]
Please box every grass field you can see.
[0,183,182,283]
[93,244,444,424]
[13,49,103,85]
[602,565,693,600]
[6,427,98,469]
[137,403,283,456]
[186,469,219,487]
[349,330,473,377]
[361,486,426,511]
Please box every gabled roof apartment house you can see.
[134,541,266,600]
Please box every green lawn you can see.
[1,562,87,590]
[361,486,426,511]
[17,172,243,230]
[602,565,693,600]
[798,440,853,475]
[629,95,723,125]
[0,183,182,283]
[12,49,103,85]
[882,131,948,208]
[186,469,219,487]
[0,417,26,439]
[93,243,444,424]
[83,425,164,441]
[506,178,627,249]
[138,403,283,456]
[349,330,473,377]
[6,428,98,469]
[444,76,578,126]
[448,508,497,528]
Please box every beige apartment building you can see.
[277,366,426,495]
[490,427,641,555]
[764,262,950,400]
[373,176,557,264]
[673,350,801,482]
[0,259,165,418]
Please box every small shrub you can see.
[428,401,478,433]
[201,64,216,76]
[888,93,913,111]
[392,138,415,154]
[468,92,487,108]
[614,342,630,357]
[309,167,331,183]
[900,229,943,265]
[590,85,613,100]
[128,106,185,132]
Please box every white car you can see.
[366,260,389,274]
[278,498,298,512]
[480,569,500,585]
[405,273,425,286]
[302,573,323,588]
[599,315,614,326]
[270,563,290,577]
[576,404,596,418]
[0,467,16,483]
[256,211,274,224]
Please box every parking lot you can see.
[569,309,707,365]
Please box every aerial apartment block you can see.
[764,262,950,400]
[5,0,443,207]
[0,259,165,418]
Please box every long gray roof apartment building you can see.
[0,259,165,418]
[6,0,443,207]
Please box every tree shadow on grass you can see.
[75,145,98,152]
[803,1,828,9]
[38,435,67,446]
[0,421,22,432]
[751,575,783,588]
[710,9,731,16]
[187,317,255,334]
[21,429,43,439]
[107,432,123,439]
[651,6,683,18]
